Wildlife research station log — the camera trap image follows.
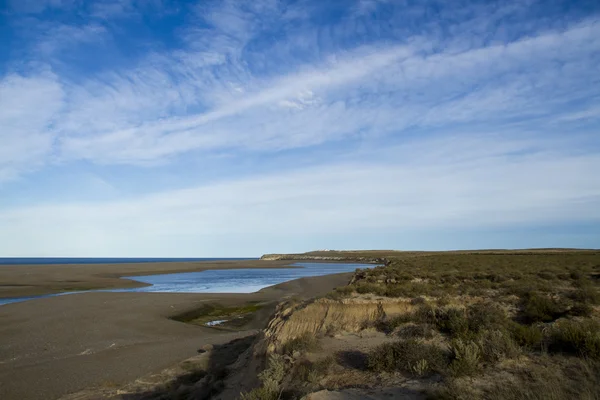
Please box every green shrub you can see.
[240,381,280,400]
[282,333,319,355]
[375,313,413,334]
[467,302,509,332]
[509,322,544,350]
[326,284,356,300]
[520,292,566,323]
[436,296,451,307]
[367,339,448,376]
[537,271,557,280]
[384,284,408,297]
[398,323,436,339]
[568,302,593,317]
[354,282,386,295]
[411,296,428,305]
[448,339,481,377]
[294,357,334,384]
[569,286,600,305]
[436,308,470,338]
[335,286,354,296]
[241,354,287,400]
[549,320,600,360]
[477,329,521,362]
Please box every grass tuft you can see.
[282,332,320,355]
[367,339,448,376]
[448,339,481,377]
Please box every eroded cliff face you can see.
[254,297,413,355]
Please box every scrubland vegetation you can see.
[243,251,600,400]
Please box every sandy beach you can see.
[0,262,352,400]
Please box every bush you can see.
[413,305,468,337]
[569,286,600,305]
[477,329,521,362]
[537,271,557,280]
[375,313,413,334]
[384,284,408,297]
[354,282,386,296]
[293,356,334,384]
[520,292,566,323]
[436,308,470,338]
[448,339,481,377]
[467,303,508,332]
[240,381,280,400]
[411,296,428,305]
[509,322,544,350]
[549,320,600,360]
[367,339,448,376]
[326,284,358,300]
[398,323,436,339]
[282,333,319,355]
[568,302,593,317]
[241,354,286,400]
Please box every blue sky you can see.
[0,0,599,256]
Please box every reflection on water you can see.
[0,262,375,306]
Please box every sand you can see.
[0,264,352,400]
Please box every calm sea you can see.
[0,257,255,266]
[0,262,375,306]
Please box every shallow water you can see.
[0,262,374,306]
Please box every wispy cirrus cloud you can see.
[47,17,600,166]
[1,0,599,254]
[35,23,107,55]
[0,72,64,181]
[1,134,599,255]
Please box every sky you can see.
[0,0,599,257]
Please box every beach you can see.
[0,261,352,400]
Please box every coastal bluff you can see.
[260,250,388,263]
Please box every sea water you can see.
[0,262,375,306]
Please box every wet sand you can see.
[0,259,296,298]
[0,271,352,400]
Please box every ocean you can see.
[0,257,255,265]
[0,262,376,305]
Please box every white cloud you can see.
[35,23,107,56]
[0,3,597,183]
[0,0,599,255]
[2,16,598,173]
[0,73,64,181]
[1,135,598,255]
[45,17,599,166]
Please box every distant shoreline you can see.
[0,257,257,266]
